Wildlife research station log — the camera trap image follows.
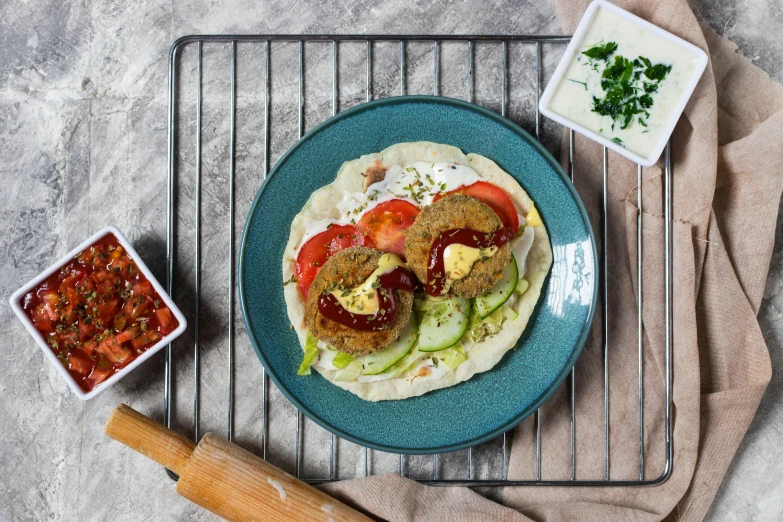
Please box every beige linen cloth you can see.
[321,0,783,519]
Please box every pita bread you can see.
[283,142,552,401]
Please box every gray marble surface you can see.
[1,0,781,520]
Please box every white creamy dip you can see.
[298,161,481,249]
[549,7,702,157]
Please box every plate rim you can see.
[238,94,598,454]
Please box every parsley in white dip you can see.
[549,7,702,157]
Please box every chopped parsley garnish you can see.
[582,41,618,61]
[579,41,673,138]
[644,63,672,81]
[568,79,588,91]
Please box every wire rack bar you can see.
[637,164,644,480]
[261,40,270,461]
[193,41,203,443]
[164,34,673,488]
[227,40,237,443]
[568,128,576,481]
[534,39,543,482]
[602,145,610,480]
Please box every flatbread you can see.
[283,142,552,401]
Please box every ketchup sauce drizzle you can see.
[318,266,416,331]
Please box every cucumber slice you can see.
[418,297,471,352]
[386,347,424,378]
[475,255,519,319]
[360,314,418,376]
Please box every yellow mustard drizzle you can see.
[441,243,498,293]
[329,253,406,315]
[526,202,543,227]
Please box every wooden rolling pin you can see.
[105,404,372,522]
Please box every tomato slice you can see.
[433,181,520,232]
[295,224,374,298]
[356,199,420,258]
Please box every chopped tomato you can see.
[155,308,175,335]
[58,272,82,297]
[39,290,60,316]
[88,367,113,387]
[356,199,419,257]
[31,290,59,333]
[96,298,121,327]
[123,298,148,321]
[113,313,128,332]
[32,306,56,334]
[78,319,96,341]
[433,181,520,232]
[76,274,95,293]
[90,269,113,283]
[61,286,78,318]
[294,224,374,298]
[97,336,128,364]
[20,233,180,392]
[97,279,115,298]
[68,354,92,376]
[114,326,140,345]
[132,280,154,298]
[58,330,79,348]
[131,330,160,350]
[82,340,98,355]
[107,255,131,273]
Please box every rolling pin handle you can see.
[105,403,196,476]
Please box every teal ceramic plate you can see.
[239,96,597,454]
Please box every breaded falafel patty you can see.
[305,246,414,355]
[404,194,512,299]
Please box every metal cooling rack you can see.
[163,35,673,488]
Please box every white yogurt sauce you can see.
[355,355,450,383]
[512,225,535,278]
[549,7,701,157]
[298,161,481,249]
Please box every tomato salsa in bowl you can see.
[9,226,186,400]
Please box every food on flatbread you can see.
[283,142,552,401]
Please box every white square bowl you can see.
[538,0,708,167]
[9,226,187,400]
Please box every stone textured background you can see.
[1,0,780,520]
